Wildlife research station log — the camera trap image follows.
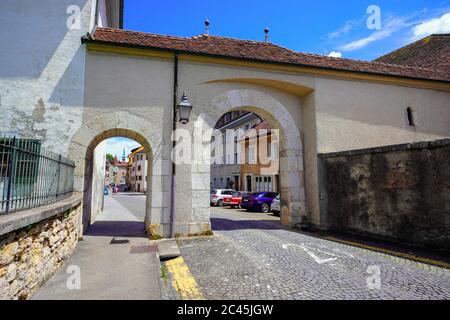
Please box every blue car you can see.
[240,192,279,213]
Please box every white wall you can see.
[91,140,106,223]
[0,0,95,155]
[314,78,450,153]
[97,0,108,27]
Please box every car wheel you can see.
[217,199,223,207]
[261,203,270,213]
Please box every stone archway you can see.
[68,111,170,236]
[193,89,306,227]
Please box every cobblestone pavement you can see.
[177,207,450,300]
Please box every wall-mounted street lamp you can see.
[177,92,193,124]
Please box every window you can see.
[406,107,415,126]
[138,165,141,171]
[248,145,257,164]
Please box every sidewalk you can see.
[32,195,162,300]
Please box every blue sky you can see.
[103,137,141,160]
[123,0,450,60]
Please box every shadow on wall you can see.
[0,0,89,78]
[48,46,86,107]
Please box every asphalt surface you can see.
[32,194,161,300]
[178,206,450,300]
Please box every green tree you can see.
[106,154,114,162]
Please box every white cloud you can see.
[412,12,450,38]
[327,20,357,39]
[328,51,342,58]
[339,17,407,51]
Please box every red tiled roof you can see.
[374,34,450,75]
[84,28,450,83]
[251,121,272,132]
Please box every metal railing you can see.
[0,136,75,214]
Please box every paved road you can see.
[178,206,450,300]
[110,192,147,222]
[33,194,161,300]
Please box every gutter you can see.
[80,38,450,85]
[169,52,179,238]
[119,0,124,29]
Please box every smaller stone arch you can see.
[193,89,306,227]
[68,111,169,236]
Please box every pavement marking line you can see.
[165,257,204,300]
[282,243,338,265]
[323,236,450,270]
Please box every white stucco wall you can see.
[91,140,106,223]
[0,0,95,155]
[97,0,108,27]
[314,78,450,153]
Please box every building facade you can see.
[211,111,262,190]
[104,155,128,186]
[239,121,280,193]
[128,146,148,193]
[1,1,449,239]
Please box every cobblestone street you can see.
[177,207,450,300]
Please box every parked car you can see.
[210,189,235,207]
[240,192,279,213]
[271,194,281,215]
[223,191,248,208]
[117,184,129,192]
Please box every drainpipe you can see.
[169,52,179,238]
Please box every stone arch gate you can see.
[191,88,306,228]
[68,89,306,238]
[68,111,170,235]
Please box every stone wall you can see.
[318,139,450,252]
[0,203,81,300]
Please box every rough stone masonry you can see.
[319,139,450,252]
[0,205,81,300]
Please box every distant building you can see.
[239,121,279,192]
[105,155,128,186]
[210,111,280,192]
[128,147,148,193]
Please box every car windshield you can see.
[210,190,217,194]
[250,193,262,197]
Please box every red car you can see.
[223,192,248,209]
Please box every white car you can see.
[210,189,234,207]
[271,194,281,215]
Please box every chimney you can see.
[205,19,210,36]
[264,27,269,43]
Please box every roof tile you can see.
[86,28,450,82]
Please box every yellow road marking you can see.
[165,257,204,300]
[324,236,450,270]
